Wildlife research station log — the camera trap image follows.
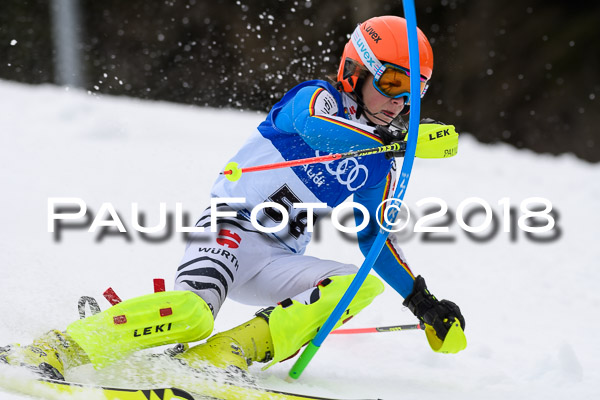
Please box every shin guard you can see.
[67,290,214,368]
[262,274,384,368]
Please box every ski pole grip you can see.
[288,341,320,380]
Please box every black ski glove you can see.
[420,117,445,125]
[402,275,465,341]
[374,125,406,159]
[375,119,449,159]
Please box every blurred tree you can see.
[50,0,85,87]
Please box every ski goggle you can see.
[350,24,429,100]
[373,63,429,100]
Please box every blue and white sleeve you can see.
[353,173,416,298]
[274,85,382,153]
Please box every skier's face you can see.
[361,75,406,125]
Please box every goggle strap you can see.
[350,25,385,78]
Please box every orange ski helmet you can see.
[337,16,434,95]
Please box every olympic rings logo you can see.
[324,156,369,191]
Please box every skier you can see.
[1,15,465,380]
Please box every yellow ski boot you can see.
[176,274,383,373]
[176,315,273,374]
[0,330,89,380]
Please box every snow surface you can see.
[1,80,599,399]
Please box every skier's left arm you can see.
[353,174,416,298]
[354,177,467,347]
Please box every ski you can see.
[0,375,198,400]
[0,373,381,400]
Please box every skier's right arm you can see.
[273,85,382,153]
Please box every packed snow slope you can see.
[1,80,599,399]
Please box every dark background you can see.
[1,0,598,162]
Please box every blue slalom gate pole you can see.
[288,0,422,379]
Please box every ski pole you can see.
[221,142,403,182]
[288,0,422,380]
[331,321,425,335]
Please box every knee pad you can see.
[67,290,214,368]
[262,274,384,368]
